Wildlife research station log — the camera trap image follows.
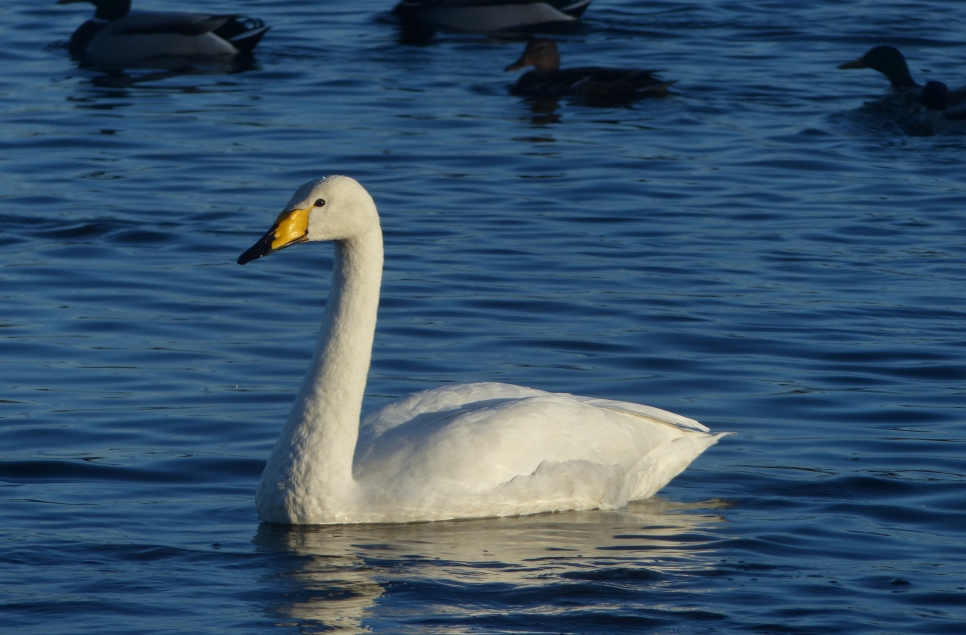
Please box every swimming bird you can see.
[237,176,731,525]
[838,45,919,91]
[505,38,675,105]
[394,0,591,33]
[57,0,269,66]
[838,46,966,134]
[838,45,966,102]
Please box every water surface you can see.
[2,1,965,633]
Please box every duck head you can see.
[505,38,560,73]
[57,0,131,21]
[838,45,918,89]
[238,176,379,265]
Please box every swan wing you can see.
[360,382,548,438]
[361,381,706,435]
[355,383,710,490]
[348,383,729,521]
[571,396,710,432]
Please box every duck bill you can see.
[838,58,866,70]
[237,207,310,265]
[504,56,528,72]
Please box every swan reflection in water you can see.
[253,497,728,633]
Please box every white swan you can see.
[237,176,732,525]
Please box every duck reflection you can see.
[253,498,727,633]
[62,57,260,113]
[526,97,562,124]
[77,55,259,88]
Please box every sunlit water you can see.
[2,1,965,633]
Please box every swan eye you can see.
[314,198,326,208]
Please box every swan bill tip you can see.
[237,233,274,265]
[238,207,310,265]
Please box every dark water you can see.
[2,0,965,632]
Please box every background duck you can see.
[915,80,966,135]
[505,38,675,105]
[839,45,966,103]
[838,45,918,91]
[838,45,966,135]
[57,0,269,66]
[918,80,966,114]
[394,0,590,34]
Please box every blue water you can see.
[2,0,965,632]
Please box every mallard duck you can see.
[57,0,270,66]
[394,0,590,33]
[505,38,674,105]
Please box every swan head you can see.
[237,175,378,265]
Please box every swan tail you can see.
[623,431,734,502]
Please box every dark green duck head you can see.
[839,45,918,89]
[57,0,131,21]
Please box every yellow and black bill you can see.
[237,207,309,265]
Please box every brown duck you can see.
[504,38,674,104]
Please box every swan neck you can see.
[308,225,384,467]
[256,224,383,522]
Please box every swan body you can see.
[505,38,675,105]
[394,0,590,33]
[58,0,269,66]
[237,176,730,525]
